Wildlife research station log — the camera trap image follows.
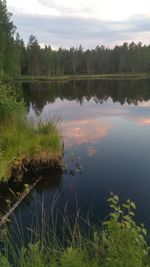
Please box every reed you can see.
[0,194,149,267]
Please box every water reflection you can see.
[137,118,150,125]
[13,79,150,112]
[0,169,63,218]
[64,119,113,147]
[87,146,97,157]
[5,79,150,233]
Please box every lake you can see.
[2,79,150,237]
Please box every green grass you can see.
[0,85,26,124]
[7,73,150,82]
[0,84,62,181]
[0,193,150,267]
[0,120,62,180]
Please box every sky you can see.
[7,0,150,49]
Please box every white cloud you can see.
[7,0,150,20]
[12,13,150,48]
[6,0,150,48]
[7,0,59,16]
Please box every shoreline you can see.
[1,73,150,82]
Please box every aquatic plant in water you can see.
[0,194,149,267]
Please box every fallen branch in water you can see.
[0,177,43,227]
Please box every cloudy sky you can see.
[7,0,150,49]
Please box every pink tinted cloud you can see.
[64,118,113,147]
[137,118,150,125]
[87,146,97,157]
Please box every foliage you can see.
[0,84,62,181]
[102,193,149,267]
[14,244,99,267]
[0,253,11,267]
[0,120,62,180]
[59,247,99,267]
[21,40,150,77]
[0,0,21,78]
[0,84,25,123]
[1,1,150,79]
[17,243,47,267]
[0,195,150,266]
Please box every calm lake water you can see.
[2,79,150,236]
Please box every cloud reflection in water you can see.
[64,118,113,148]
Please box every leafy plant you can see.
[0,85,25,124]
[102,193,149,267]
[0,194,150,266]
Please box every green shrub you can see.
[0,85,25,124]
[0,253,11,267]
[102,193,149,267]
[0,195,150,266]
[18,243,47,267]
[60,247,99,267]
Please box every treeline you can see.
[22,39,150,76]
[1,0,150,78]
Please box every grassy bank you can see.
[2,73,150,82]
[0,193,149,267]
[0,85,62,182]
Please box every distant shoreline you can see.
[2,73,150,82]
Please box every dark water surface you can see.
[4,79,150,235]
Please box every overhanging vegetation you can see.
[0,84,62,182]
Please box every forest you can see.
[2,1,150,267]
[1,0,150,79]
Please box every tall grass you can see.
[0,193,149,267]
[0,84,62,181]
